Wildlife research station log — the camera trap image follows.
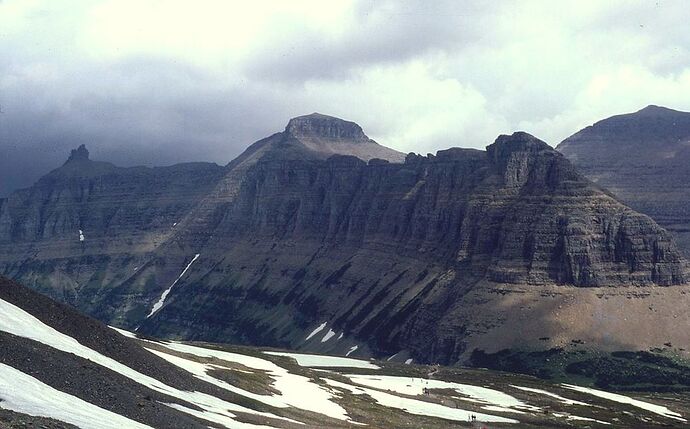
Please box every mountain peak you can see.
[636,105,679,116]
[486,131,552,160]
[65,144,90,164]
[285,113,369,141]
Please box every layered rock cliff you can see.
[1,114,688,365]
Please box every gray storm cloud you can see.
[1,0,690,196]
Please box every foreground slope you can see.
[1,114,688,366]
[0,276,688,428]
[558,105,690,254]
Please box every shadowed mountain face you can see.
[1,114,688,365]
[558,105,690,255]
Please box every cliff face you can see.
[137,129,687,364]
[558,105,690,255]
[1,114,688,365]
[0,148,225,309]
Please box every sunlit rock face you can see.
[1,114,687,365]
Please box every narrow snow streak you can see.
[0,363,153,429]
[553,412,611,425]
[511,385,588,406]
[305,322,327,341]
[109,326,138,339]
[147,254,199,318]
[321,329,336,342]
[265,351,380,370]
[562,384,685,422]
[345,345,358,357]
[323,378,518,424]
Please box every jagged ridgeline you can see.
[0,113,688,365]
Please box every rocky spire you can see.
[65,144,90,164]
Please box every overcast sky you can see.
[2,0,690,195]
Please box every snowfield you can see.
[562,384,687,422]
[323,378,519,424]
[265,351,380,369]
[345,374,539,412]
[0,295,685,429]
[151,342,350,421]
[0,363,153,429]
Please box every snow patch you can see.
[108,326,137,339]
[305,322,327,341]
[0,363,153,429]
[323,378,518,424]
[405,358,413,365]
[321,329,336,343]
[387,352,399,361]
[562,384,685,422]
[337,332,344,340]
[158,342,350,421]
[345,345,358,357]
[78,229,85,242]
[265,351,380,370]
[346,374,539,412]
[146,254,199,318]
[511,385,588,406]
[553,412,611,425]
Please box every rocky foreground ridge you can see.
[1,113,688,365]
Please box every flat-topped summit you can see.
[285,113,370,141]
[230,113,405,164]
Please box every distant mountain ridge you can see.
[1,113,688,366]
[558,105,690,254]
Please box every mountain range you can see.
[1,111,688,367]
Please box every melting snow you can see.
[321,329,336,342]
[562,384,685,422]
[323,378,518,424]
[345,345,358,357]
[511,385,588,406]
[146,254,199,318]
[305,322,327,341]
[265,351,380,370]
[157,342,350,421]
[346,374,539,412]
[0,363,153,429]
[0,297,293,427]
[108,326,138,339]
[553,412,611,425]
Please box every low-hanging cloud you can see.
[1,0,690,196]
